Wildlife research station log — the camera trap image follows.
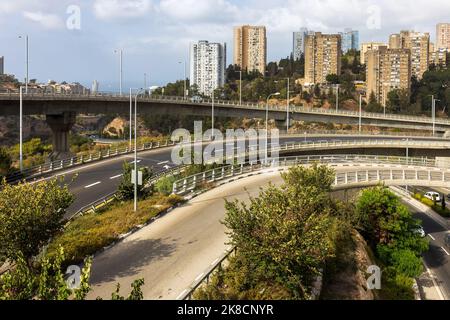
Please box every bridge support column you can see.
[46,112,76,160]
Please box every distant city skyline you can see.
[1,0,450,90]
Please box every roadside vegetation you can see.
[0,177,145,300]
[194,166,428,300]
[413,193,450,217]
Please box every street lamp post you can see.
[18,35,29,94]
[265,92,280,163]
[359,94,362,133]
[237,70,242,105]
[133,88,145,212]
[336,84,339,112]
[431,95,440,136]
[211,89,215,134]
[129,88,132,148]
[286,77,290,134]
[19,86,23,171]
[179,61,187,99]
[114,49,123,96]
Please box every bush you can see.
[117,161,152,200]
[155,176,176,195]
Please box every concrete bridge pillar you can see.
[46,112,76,160]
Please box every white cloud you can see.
[93,0,152,20]
[23,11,64,29]
[159,0,238,23]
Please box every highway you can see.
[86,169,450,300]
[398,195,450,299]
[87,171,283,300]
[48,134,449,216]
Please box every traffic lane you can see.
[87,171,284,300]
[405,203,450,299]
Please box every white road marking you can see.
[176,289,188,300]
[428,234,436,241]
[109,174,122,180]
[441,247,450,256]
[194,273,205,282]
[210,258,219,266]
[157,161,169,165]
[129,160,142,164]
[84,181,101,188]
[424,261,446,300]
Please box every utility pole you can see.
[336,84,339,112]
[19,86,23,171]
[286,77,290,134]
[19,35,29,94]
[133,89,144,212]
[129,88,132,148]
[114,49,123,96]
[238,70,242,105]
[211,89,215,133]
[359,94,362,133]
[179,61,187,99]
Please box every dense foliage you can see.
[117,161,152,200]
[0,178,74,263]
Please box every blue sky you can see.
[1,0,449,91]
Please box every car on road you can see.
[424,191,441,202]
[445,233,450,249]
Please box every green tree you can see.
[0,246,144,300]
[326,74,340,84]
[117,161,152,201]
[222,164,337,298]
[0,178,74,263]
[365,92,383,113]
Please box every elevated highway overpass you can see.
[1,91,450,157]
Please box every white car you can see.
[424,191,441,202]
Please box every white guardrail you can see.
[2,90,450,126]
[7,136,448,184]
[172,154,450,195]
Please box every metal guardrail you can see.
[5,139,177,184]
[9,135,446,185]
[172,154,449,195]
[2,90,450,126]
[180,247,237,300]
[68,165,189,221]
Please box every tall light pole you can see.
[179,61,187,99]
[237,70,242,105]
[265,92,280,163]
[359,94,362,133]
[430,95,440,136]
[19,86,23,171]
[335,84,339,112]
[144,73,147,91]
[114,49,123,96]
[211,89,215,134]
[18,35,29,94]
[286,77,290,134]
[129,88,133,148]
[133,88,145,212]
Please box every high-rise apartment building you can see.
[0,56,4,75]
[293,28,312,60]
[340,28,359,53]
[389,31,430,79]
[190,40,226,97]
[366,48,411,106]
[431,48,447,67]
[436,23,450,51]
[360,42,388,64]
[233,25,266,75]
[304,32,342,85]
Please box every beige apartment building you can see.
[436,23,450,51]
[389,31,430,79]
[360,42,387,64]
[366,48,411,106]
[233,25,267,75]
[304,32,342,84]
